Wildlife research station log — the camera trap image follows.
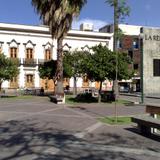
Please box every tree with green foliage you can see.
[38,60,56,89]
[0,53,19,91]
[83,44,133,103]
[38,59,72,90]
[32,0,87,96]
[63,50,85,95]
[108,51,134,81]
[38,50,87,95]
[39,60,57,91]
[63,52,74,79]
[83,44,114,103]
[39,60,57,80]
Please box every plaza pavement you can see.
[0,96,159,160]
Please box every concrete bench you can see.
[146,104,160,115]
[146,104,160,133]
[132,115,160,135]
[49,94,65,104]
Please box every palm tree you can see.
[32,0,87,95]
[106,0,130,122]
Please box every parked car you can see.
[83,88,98,97]
[119,86,130,93]
[83,88,92,93]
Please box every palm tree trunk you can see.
[114,0,119,99]
[55,37,64,96]
[98,81,103,103]
[114,0,119,123]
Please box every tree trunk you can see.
[55,37,64,96]
[113,0,119,99]
[114,0,119,122]
[73,76,77,95]
[98,81,103,103]
[53,79,56,94]
[0,81,2,92]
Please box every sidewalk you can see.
[0,96,159,160]
[120,92,160,99]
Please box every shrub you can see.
[75,93,97,103]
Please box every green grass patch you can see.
[99,116,132,125]
[65,95,78,105]
[114,99,132,105]
[0,95,34,100]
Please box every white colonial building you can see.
[0,22,113,92]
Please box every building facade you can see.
[141,27,160,96]
[100,24,142,92]
[1,22,160,96]
[0,22,113,92]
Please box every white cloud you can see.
[72,18,108,31]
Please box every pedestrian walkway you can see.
[0,96,159,160]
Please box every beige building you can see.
[141,27,160,96]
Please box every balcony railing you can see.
[23,58,37,66]
[9,58,53,66]
[38,59,52,65]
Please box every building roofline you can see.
[0,22,112,40]
[100,23,160,29]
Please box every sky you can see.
[0,0,160,31]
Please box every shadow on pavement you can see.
[0,121,151,160]
[0,120,159,160]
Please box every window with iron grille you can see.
[134,64,139,70]
[153,59,160,76]
[128,50,133,59]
